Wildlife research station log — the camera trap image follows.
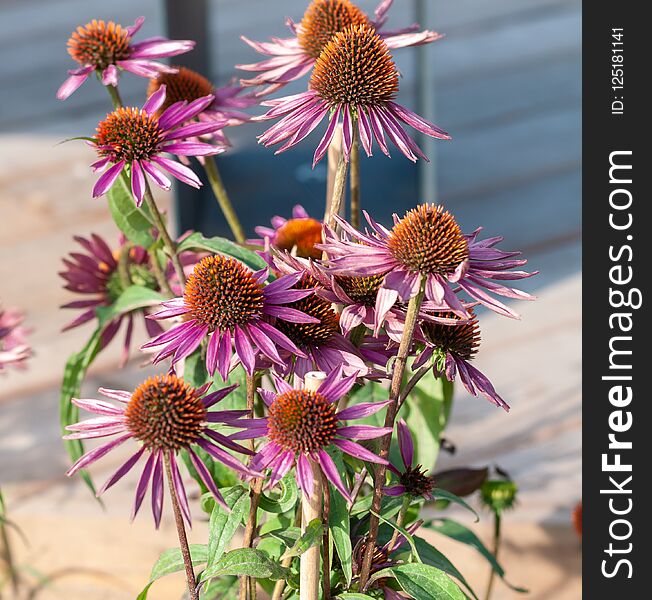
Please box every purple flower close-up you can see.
[236,367,392,503]
[57,17,195,100]
[64,373,260,527]
[89,85,226,206]
[0,305,31,371]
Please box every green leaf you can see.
[59,328,104,496]
[177,232,269,274]
[137,545,208,599]
[95,285,165,327]
[184,349,210,389]
[411,536,479,600]
[329,480,353,585]
[351,494,405,519]
[432,489,479,522]
[281,518,323,560]
[200,575,239,600]
[400,371,454,473]
[337,594,376,599]
[259,473,299,513]
[372,563,466,600]
[207,486,249,566]
[371,510,421,563]
[268,527,301,548]
[424,518,527,592]
[200,548,289,582]
[107,175,154,248]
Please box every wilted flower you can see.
[89,85,225,205]
[238,0,442,94]
[324,205,536,328]
[238,367,391,502]
[256,24,449,165]
[57,17,194,100]
[148,67,258,146]
[385,419,434,499]
[250,204,324,260]
[65,373,259,526]
[414,309,509,410]
[0,306,31,371]
[142,255,318,379]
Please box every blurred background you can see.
[0,0,581,598]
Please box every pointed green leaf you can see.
[200,548,289,582]
[95,285,165,327]
[107,175,154,248]
[281,518,323,560]
[432,489,479,522]
[207,485,249,566]
[259,473,299,513]
[176,232,268,274]
[372,563,466,600]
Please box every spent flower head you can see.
[58,17,194,100]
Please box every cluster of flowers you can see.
[51,2,535,597]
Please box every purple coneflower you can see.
[414,310,509,411]
[256,24,449,165]
[142,255,318,380]
[0,306,31,371]
[65,373,258,526]
[250,204,324,260]
[384,419,434,500]
[60,233,164,364]
[239,368,391,502]
[89,85,225,205]
[57,17,194,100]
[147,67,258,147]
[238,0,442,94]
[324,204,536,327]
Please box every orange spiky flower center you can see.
[147,66,214,114]
[388,204,470,276]
[268,389,338,453]
[422,311,480,361]
[125,374,206,450]
[67,20,132,70]
[335,273,385,307]
[275,276,339,347]
[183,255,265,332]
[310,24,399,107]
[274,218,324,260]
[95,107,163,162]
[298,0,370,58]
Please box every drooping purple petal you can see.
[92,161,125,197]
[397,419,414,469]
[317,450,351,503]
[333,439,388,465]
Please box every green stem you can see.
[484,512,502,600]
[142,183,186,290]
[105,84,123,109]
[148,244,174,297]
[204,156,246,244]
[164,453,198,600]
[117,242,132,290]
[388,495,411,551]
[358,279,426,588]
[349,124,361,229]
[0,520,20,595]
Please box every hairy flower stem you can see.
[105,83,123,109]
[204,156,247,244]
[164,453,198,600]
[349,124,361,229]
[142,183,186,289]
[117,242,133,289]
[484,512,502,600]
[388,495,411,550]
[358,279,426,588]
[240,373,262,600]
[325,149,349,231]
[398,364,433,410]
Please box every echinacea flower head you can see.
[65,373,259,526]
[90,85,225,206]
[415,309,509,411]
[268,274,377,378]
[385,419,434,500]
[57,17,194,100]
[142,255,318,380]
[238,0,442,95]
[60,234,160,362]
[242,368,392,502]
[147,67,258,145]
[324,204,536,328]
[250,205,324,260]
[257,24,450,165]
[0,306,31,371]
